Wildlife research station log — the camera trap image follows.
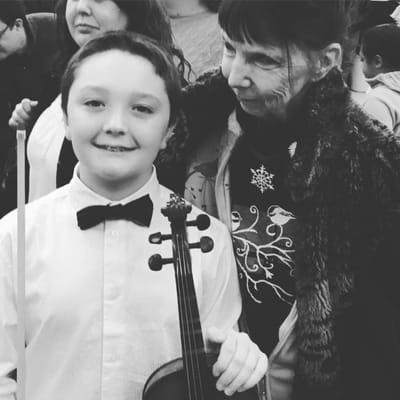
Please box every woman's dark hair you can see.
[219,0,358,61]
[0,0,26,26]
[361,23,400,70]
[54,0,188,78]
[61,30,182,128]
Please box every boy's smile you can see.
[65,49,173,200]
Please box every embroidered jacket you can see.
[176,68,400,400]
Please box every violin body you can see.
[143,354,259,400]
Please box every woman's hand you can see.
[9,98,38,130]
[206,327,268,396]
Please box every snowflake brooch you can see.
[250,164,274,193]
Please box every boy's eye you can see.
[132,105,153,114]
[84,100,104,108]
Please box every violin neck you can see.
[173,227,209,399]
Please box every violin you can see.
[142,194,259,400]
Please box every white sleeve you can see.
[200,222,241,333]
[0,225,17,400]
[363,96,395,131]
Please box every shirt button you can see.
[111,230,119,238]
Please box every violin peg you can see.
[149,232,172,244]
[148,254,173,271]
[189,236,214,253]
[149,232,162,244]
[199,236,213,253]
[186,214,210,231]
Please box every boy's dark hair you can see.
[61,30,182,128]
[361,23,400,71]
[54,0,189,79]
[219,0,358,67]
[0,0,26,26]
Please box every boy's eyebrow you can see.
[79,86,162,102]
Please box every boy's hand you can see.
[9,98,38,130]
[207,327,268,396]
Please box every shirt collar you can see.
[68,164,160,217]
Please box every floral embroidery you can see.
[232,205,295,304]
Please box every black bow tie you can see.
[77,195,153,230]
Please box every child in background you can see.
[1,31,267,400]
[359,23,400,135]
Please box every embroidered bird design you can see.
[231,211,243,231]
[267,205,295,226]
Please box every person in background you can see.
[348,0,400,101]
[176,0,400,399]
[8,0,187,203]
[161,0,223,80]
[1,30,267,400]
[359,23,400,135]
[0,0,58,217]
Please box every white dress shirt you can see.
[27,94,65,202]
[0,167,241,400]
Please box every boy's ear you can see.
[160,125,175,150]
[312,43,342,82]
[63,114,72,141]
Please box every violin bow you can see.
[16,128,26,400]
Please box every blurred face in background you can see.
[359,46,380,79]
[66,0,128,47]
[0,18,26,61]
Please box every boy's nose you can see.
[104,109,128,136]
[227,58,252,89]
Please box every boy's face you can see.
[221,32,314,120]
[65,49,172,199]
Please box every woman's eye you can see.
[223,41,236,55]
[254,56,280,70]
[84,100,104,108]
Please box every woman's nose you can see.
[76,0,91,15]
[227,57,251,89]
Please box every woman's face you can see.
[221,31,315,120]
[66,0,128,47]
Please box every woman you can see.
[175,1,400,399]
[10,0,186,201]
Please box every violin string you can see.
[176,231,199,400]
[177,230,205,400]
